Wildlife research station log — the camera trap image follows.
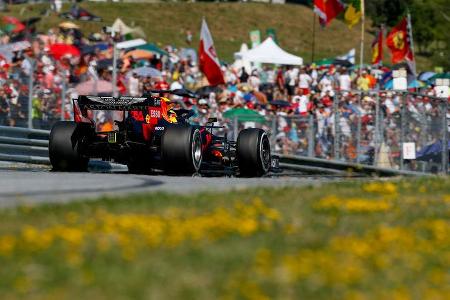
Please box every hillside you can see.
[1,2,432,70]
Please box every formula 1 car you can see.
[49,89,277,176]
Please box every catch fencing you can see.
[225,90,449,174]
[1,87,448,174]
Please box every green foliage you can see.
[0,178,449,299]
[366,0,448,68]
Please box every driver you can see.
[160,97,178,124]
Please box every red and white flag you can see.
[314,0,345,26]
[199,19,225,86]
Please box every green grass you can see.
[1,2,433,70]
[0,177,449,299]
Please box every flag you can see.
[344,0,362,28]
[386,17,413,64]
[199,19,225,86]
[371,27,383,65]
[314,0,345,26]
[336,48,355,64]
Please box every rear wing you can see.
[76,95,161,111]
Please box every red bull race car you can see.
[49,89,277,176]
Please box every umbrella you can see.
[75,79,113,95]
[418,71,436,81]
[223,108,265,123]
[270,100,291,107]
[196,85,223,98]
[2,16,25,33]
[408,80,425,89]
[127,66,161,78]
[416,140,450,163]
[314,58,334,66]
[0,49,13,62]
[59,21,79,29]
[427,73,450,84]
[49,44,81,60]
[96,58,123,69]
[80,43,109,55]
[333,59,353,67]
[179,48,197,61]
[124,49,153,60]
[136,43,168,56]
[384,79,393,90]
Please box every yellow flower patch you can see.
[0,199,281,262]
[315,195,392,213]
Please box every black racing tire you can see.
[49,121,89,171]
[161,125,202,174]
[237,128,271,177]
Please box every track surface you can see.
[0,162,332,208]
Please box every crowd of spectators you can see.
[0,20,447,169]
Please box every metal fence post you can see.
[442,98,449,174]
[112,39,118,97]
[27,58,34,129]
[333,93,340,160]
[271,116,277,149]
[400,93,406,170]
[356,93,362,163]
[374,92,380,165]
[60,79,66,121]
[233,115,238,141]
[308,113,314,157]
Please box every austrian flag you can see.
[199,19,225,86]
[314,0,345,26]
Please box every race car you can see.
[49,89,277,176]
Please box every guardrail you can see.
[0,126,430,177]
[0,126,50,165]
[279,155,430,177]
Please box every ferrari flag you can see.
[386,17,413,64]
[371,28,383,65]
[314,0,345,26]
[199,19,225,86]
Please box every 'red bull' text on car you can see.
[49,89,278,177]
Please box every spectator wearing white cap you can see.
[128,72,141,97]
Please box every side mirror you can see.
[207,117,217,123]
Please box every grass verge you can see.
[0,177,449,299]
[1,2,433,69]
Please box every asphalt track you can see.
[0,162,336,208]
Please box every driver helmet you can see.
[161,97,177,123]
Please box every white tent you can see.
[111,18,146,38]
[232,43,252,73]
[234,37,303,65]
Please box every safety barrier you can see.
[0,125,429,177]
[279,155,429,177]
[0,126,50,165]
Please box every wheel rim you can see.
[260,133,271,172]
[192,130,202,171]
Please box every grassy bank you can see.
[0,177,449,299]
[1,2,432,69]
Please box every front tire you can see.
[237,128,271,177]
[49,121,89,171]
[161,125,202,174]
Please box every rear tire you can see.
[49,121,89,171]
[237,128,271,177]
[161,125,202,174]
